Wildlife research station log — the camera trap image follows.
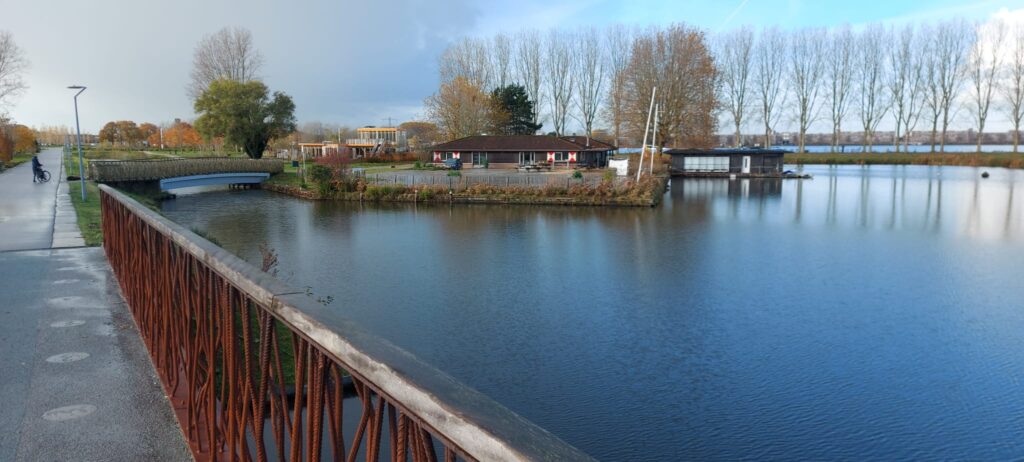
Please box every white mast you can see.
[636,87,656,181]
[650,103,659,175]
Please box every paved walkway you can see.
[0,148,62,251]
[0,150,190,460]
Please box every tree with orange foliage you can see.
[138,123,159,147]
[163,121,202,148]
[13,124,36,153]
[0,125,13,164]
[98,120,142,146]
[618,24,717,149]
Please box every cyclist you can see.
[31,155,42,183]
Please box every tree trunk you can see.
[929,120,938,153]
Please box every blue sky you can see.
[3,0,1023,134]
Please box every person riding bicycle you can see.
[31,155,43,183]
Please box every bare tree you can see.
[1004,25,1024,152]
[545,30,575,135]
[754,28,787,148]
[439,37,492,90]
[856,25,889,152]
[968,20,1004,152]
[825,26,855,151]
[188,27,264,99]
[922,24,944,152]
[604,25,634,146]
[933,20,974,152]
[0,30,29,109]
[898,29,927,153]
[887,25,926,152]
[491,33,513,89]
[788,27,827,153]
[621,24,716,149]
[514,30,544,128]
[716,26,754,147]
[572,28,605,138]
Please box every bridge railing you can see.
[89,157,284,182]
[98,184,592,462]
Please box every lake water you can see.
[619,144,1023,153]
[161,165,1024,460]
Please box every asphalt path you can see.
[0,148,62,251]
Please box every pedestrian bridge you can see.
[88,158,283,191]
[157,172,271,191]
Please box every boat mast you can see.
[650,103,659,175]
[637,87,656,182]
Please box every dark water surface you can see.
[162,165,1024,460]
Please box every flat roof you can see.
[664,148,790,156]
[433,135,617,152]
[357,127,399,132]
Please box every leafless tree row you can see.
[437,23,716,146]
[715,19,1024,153]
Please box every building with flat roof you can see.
[665,148,788,177]
[345,127,407,158]
[430,135,616,169]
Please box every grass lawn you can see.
[68,180,103,246]
[265,171,306,188]
[8,153,34,168]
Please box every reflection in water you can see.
[163,165,1024,460]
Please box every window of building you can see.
[442,152,456,160]
[472,152,487,164]
[683,156,730,172]
[553,151,568,162]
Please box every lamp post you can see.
[68,86,87,201]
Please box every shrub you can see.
[572,170,583,179]
[447,170,461,177]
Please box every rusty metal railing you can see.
[98,184,592,462]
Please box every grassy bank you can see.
[785,152,1024,169]
[5,153,34,168]
[68,180,103,246]
[264,175,667,207]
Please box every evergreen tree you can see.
[491,84,542,135]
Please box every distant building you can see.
[345,127,407,158]
[665,148,787,177]
[429,135,617,169]
[297,142,341,158]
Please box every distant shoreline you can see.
[783,152,1024,169]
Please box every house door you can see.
[742,156,751,174]
[519,152,535,165]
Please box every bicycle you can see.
[34,168,51,183]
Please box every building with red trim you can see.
[430,135,616,169]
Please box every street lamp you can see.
[68,85,86,201]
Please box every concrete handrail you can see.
[98,184,593,461]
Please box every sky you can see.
[3,0,1024,134]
